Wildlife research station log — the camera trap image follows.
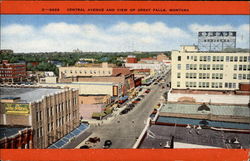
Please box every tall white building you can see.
[171,46,250,90]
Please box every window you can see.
[239,65,243,70]
[212,56,216,61]
[234,65,237,70]
[247,74,250,80]
[207,64,210,70]
[187,56,189,60]
[207,56,211,62]
[199,64,202,70]
[177,64,181,70]
[36,111,39,122]
[177,82,180,87]
[243,56,247,62]
[220,56,224,61]
[234,56,238,62]
[40,127,43,137]
[230,56,233,62]
[194,64,197,70]
[200,56,203,61]
[239,56,243,62]
[243,74,246,79]
[47,108,49,118]
[238,74,242,80]
[194,56,197,61]
[248,56,250,62]
[226,56,229,62]
[220,64,223,70]
[248,65,250,71]
[225,83,228,88]
[178,56,181,61]
[177,73,181,78]
[185,82,189,87]
[186,64,190,70]
[233,74,237,79]
[243,65,247,71]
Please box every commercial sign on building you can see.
[198,31,236,51]
[5,103,30,114]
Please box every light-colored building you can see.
[38,82,122,97]
[171,45,250,90]
[0,86,79,148]
[59,62,113,79]
[40,76,57,84]
[125,62,168,75]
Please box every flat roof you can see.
[0,126,29,140]
[0,87,63,103]
[139,125,250,149]
[160,103,250,117]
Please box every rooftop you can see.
[160,103,250,118]
[0,87,64,103]
[139,125,250,149]
[168,92,250,105]
[0,126,29,140]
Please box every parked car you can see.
[145,89,151,93]
[127,104,135,108]
[80,145,90,149]
[138,95,145,98]
[103,140,112,149]
[132,98,141,103]
[88,137,100,143]
[120,109,129,115]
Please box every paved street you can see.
[75,74,169,149]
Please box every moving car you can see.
[103,140,112,149]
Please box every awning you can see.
[47,123,89,149]
[119,96,128,101]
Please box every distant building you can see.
[157,53,169,62]
[0,86,79,148]
[171,45,250,91]
[126,55,137,63]
[0,60,27,84]
[59,62,114,79]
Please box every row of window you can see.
[178,55,250,62]
[178,81,237,88]
[178,64,224,71]
[234,65,250,71]
[64,70,111,75]
[233,74,250,80]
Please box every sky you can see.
[1,15,249,53]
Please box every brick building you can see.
[0,126,33,149]
[0,60,27,83]
[0,86,79,148]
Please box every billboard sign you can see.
[5,103,30,114]
[198,31,236,51]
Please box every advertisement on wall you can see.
[5,103,30,114]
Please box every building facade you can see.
[59,62,113,79]
[171,46,250,90]
[0,86,79,148]
[0,60,27,83]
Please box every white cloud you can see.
[1,22,249,53]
